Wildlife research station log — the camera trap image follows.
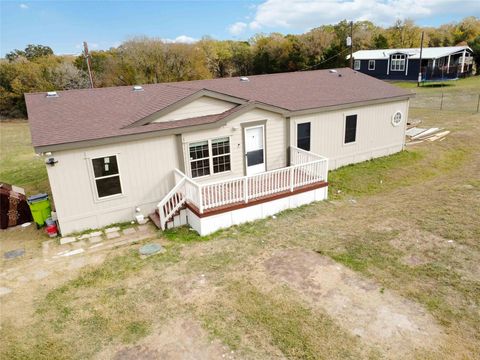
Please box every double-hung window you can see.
[344,115,357,144]
[212,137,231,174]
[390,54,406,71]
[189,137,231,178]
[92,155,122,198]
[368,59,375,70]
[297,122,311,151]
[354,60,361,70]
[189,141,211,178]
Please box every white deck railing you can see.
[158,147,328,227]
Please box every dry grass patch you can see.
[200,280,379,359]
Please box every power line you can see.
[301,47,351,71]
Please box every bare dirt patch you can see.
[263,248,444,359]
[97,318,232,360]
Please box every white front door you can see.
[244,125,266,175]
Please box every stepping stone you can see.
[105,227,120,234]
[60,249,84,257]
[106,231,120,239]
[60,236,76,245]
[89,235,103,244]
[78,231,102,240]
[4,249,25,260]
[139,243,164,257]
[0,287,12,297]
[122,228,136,236]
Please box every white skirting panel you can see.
[186,186,328,236]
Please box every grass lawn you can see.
[0,119,49,195]
[394,76,480,112]
[1,77,480,359]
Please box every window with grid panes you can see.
[390,54,406,71]
[189,141,210,178]
[189,138,231,178]
[211,137,231,174]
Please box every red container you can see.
[46,224,58,237]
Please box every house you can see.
[351,46,473,81]
[25,68,412,236]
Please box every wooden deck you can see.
[155,147,328,230]
[186,180,328,218]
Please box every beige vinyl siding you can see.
[46,135,180,234]
[290,100,409,169]
[152,96,236,123]
[181,108,287,183]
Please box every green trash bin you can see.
[27,193,51,227]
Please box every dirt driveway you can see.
[264,249,444,358]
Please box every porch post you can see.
[461,49,466,73]
[447,55,451,74]
[432,59,436,78]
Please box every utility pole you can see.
[83,41,94,88]
[417,31,424,87]
[349,21,353,69]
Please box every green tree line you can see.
[1,17,480,118]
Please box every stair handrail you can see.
[157,176,187,230]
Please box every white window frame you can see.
[368,59,375,70]
[390,54,406,71]
[354,59,361,70]
[188,137,232,179]
[343,113,358,146]
[89,154,124,202]
[295,121,312,151]
[189,140,211,179]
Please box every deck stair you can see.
[150,192,188,230]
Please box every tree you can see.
[452,16,480,44]
[0,59,54,117]
[467,35,480,75]
[6,44,53,62]
[372,34,389,49]
[50,62,90,90]
[387,19,421,48]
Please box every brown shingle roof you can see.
[25,68,411,149]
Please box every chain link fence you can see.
[410,92,480,113]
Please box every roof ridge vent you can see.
[46,91,58,98]
[133,85,144,92]
[239,76,249,82]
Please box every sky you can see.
[1,0,479,57]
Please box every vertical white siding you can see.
[47,99,409,234]
[181,108,287,183]
[47,135,180,234]
[152,96,236,123]
[290,100,409,169]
